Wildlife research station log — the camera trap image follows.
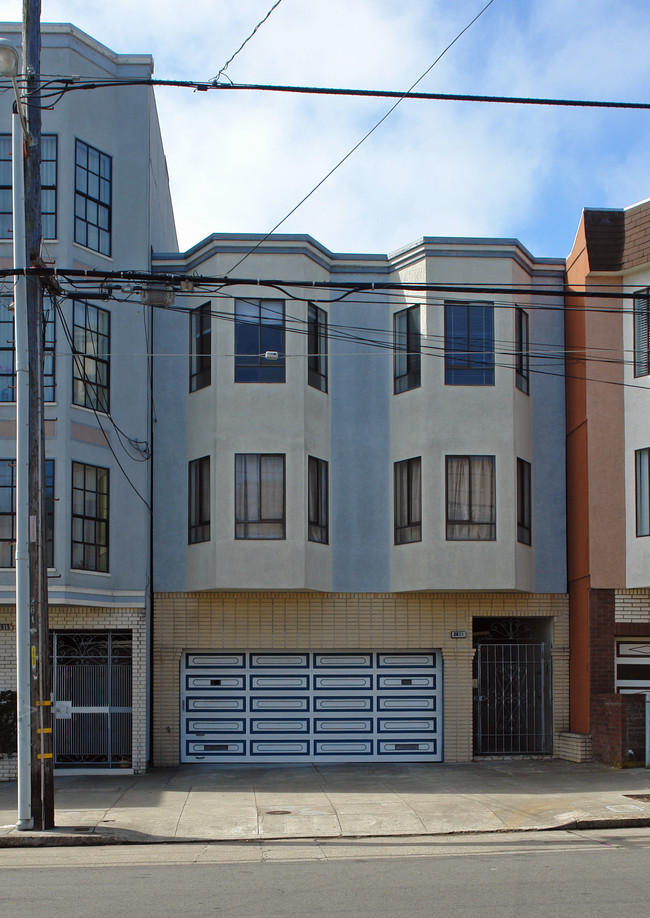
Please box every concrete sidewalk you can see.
[1,760,650,847]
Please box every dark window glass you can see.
[0,296,55,403]
[634,290,650,378]
[189,302,211,392]
[71,461,109,572]
[0,459,54,568]
[517,458,532,545]
[394,306,421,393]
[74,139,111,257]
[515,307,529,394]
[308,303,328,392]
[308,456,328,543]
[234,299,285,383]
[635,448,650,537]
[72,302,110,412]
[394,457,422,544]
[188,456,210,543]
[445,302,494,385]
[235,453,285,538]
[45,459,54,568]
[0,134,57,240]
[446,455,496,540]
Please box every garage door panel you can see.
[181,651,442,763]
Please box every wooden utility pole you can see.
[23,0,53,829]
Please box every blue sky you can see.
[2,0,650,258]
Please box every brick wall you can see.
[615,590,650,624]
[589,588,616,696]
[592,693,646,766]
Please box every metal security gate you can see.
[181,651,442,763]
[474,643,552,755]
[51,631,132,767]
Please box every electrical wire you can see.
[213,0,285,83]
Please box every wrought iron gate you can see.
[474,643,552,755]
[51,631,132,767]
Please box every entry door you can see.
[181,651,442,763]
[474,643,552,755]
[51,631,132,767]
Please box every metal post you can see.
[12,110,31,831]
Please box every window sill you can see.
[72,241,113,263]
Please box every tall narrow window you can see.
[308,456,328,543]
[446,455,496,540]
[394,305,421,393]
[72,302,110,411]
[308,303,328,392]
[0,459,54,568]
[234,299,285,382]
[71,461,109,572]
[45,460,54,568]
[0,297,55,403]
[515,307,529,394]
[445,302,494,385]
[634,290,650,378]
[235,453,285,539]
[635,448,650,537]
[189,302,211,391]
[1,134,57,239]
[517,458,532,545]
[75,139,112,257]
[394,457,422,544]
[188,456,210,543]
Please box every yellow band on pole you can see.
[37,727,52,734]
[36,753,53,759]
[36,699,51,706]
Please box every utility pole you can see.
[23,0,53,830]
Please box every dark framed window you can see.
[308,303,328,392]
[634,290,650,378]
[235,453,285,539]
[635,448,650,537]
[446,455,496,540]
[1,133,57,240]
[189,302,211,392]
[308,456,328,543]
[72,462,109,572]
[0,459,54,568]
[188,456,210,544]
[445,302,494,385]
[517,458,532,545]
[394,456,421,544]
[234,299,285,383]
[72,302,110,411]
[394,306,421,393]
[515,307,529,394]
[74,139,111,257]
[0,297,55,403]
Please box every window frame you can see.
[635,448,650,537]
[0,133,57,240]
[74,138,112,257]
[517,458,532,545]
[189,302,211,392]
[188,456,210,544]
[235,453,286,539]
[634,290,650,378]
[308,456,328,544]
[515,307,530,394]
[307,303,328,392]
[71,461,109,572]
[394,305,421,394]
[446,455,496,541]
[0,458,55,569]
[234,298,285,383]
[444,301,495,386]
[72,301,110,412]
[0,295,55,405]
[394,456,422,545]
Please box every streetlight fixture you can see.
[0,36,32,830]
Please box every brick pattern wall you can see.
[592,693,646,766]
[0,606,147,776]
[153,590,569,767]
[623,201,650,270]
[554,732,593,763]
[589,589,616,696]
[615,590,650,624]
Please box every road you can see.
[1,827,650,917]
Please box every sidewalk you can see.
[1,759,650,847]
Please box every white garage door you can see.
[181,651,442,763]
[616,641,650,692]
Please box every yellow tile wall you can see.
[615,589,650,623]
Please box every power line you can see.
[213,0,285,83]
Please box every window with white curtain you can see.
[394,457,421,544]
[446,455,496,540]
[636,448,650,537]
[235,453,285,539]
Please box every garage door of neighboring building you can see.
[615,641,650,693]
[181,651,442,763]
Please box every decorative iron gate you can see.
[474,643,552,755]
[51,631,132,767]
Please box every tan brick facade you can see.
[153,591,569,766]
[615,589,650,624]
[0,605,147,778]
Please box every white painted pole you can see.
[12,110,32,830]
